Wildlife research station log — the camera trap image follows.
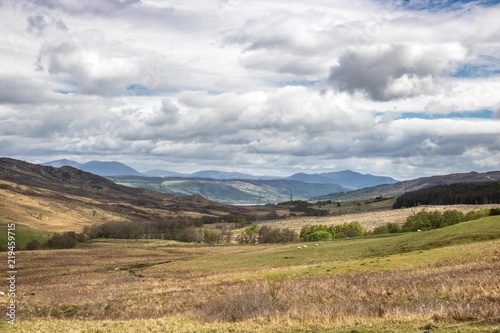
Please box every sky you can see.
[1,0,499,180]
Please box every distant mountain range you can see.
[108,176,350,204]
[0,157,267,230]
[40,159,397,188]
[40,159,399,204]
[42,159,275,180]
[7,158,500,205]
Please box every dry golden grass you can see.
[259,204,500,232]
[3,217,498,333]
[0,178,286,234]
[0,180,126,232]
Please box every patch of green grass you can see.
[148,216,500,278]
[0,225,50,249]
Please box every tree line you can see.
[393,181,500,208]
[371,208,496,235]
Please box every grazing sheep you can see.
[303,245,308,248]
[315,244,319,246]
[0,292,4,296]
[417,229,422,232]
[297,246,302,249]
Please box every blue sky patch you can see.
[126,84,152,96]
[400,110,493,119]
[397,0,500,11]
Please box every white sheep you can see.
[297,246,302,249]
[302,245,307,248]
[315,244,319,246]
[0,291,4,296]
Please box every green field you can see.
[0,225,50,249]
[1,216,499,332]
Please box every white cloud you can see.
[0,0,500,180]
[328,43,468,101]
[35,30,144,95]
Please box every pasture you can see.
[1,213,499,332]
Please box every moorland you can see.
[1,158,499,332]
[1,212,499,332]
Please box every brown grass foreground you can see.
[2,226,499,332]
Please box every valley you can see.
[1,215,499,332]
[1,157,499,332]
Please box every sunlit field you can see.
[2,214,499,332]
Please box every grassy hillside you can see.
[314,170,500,202]
[109,176,348,204]
[0,173,284,234]
[4,216,500,332]
[0,225,50,248]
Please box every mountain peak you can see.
[41,159,142,177]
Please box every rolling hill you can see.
[313,170,500,201]
[0,158,277,232]
[42,159,143,176]
[108,176,350,204]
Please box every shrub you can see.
[25,239,42,251]
[466,209,490,221]
[258,226,298,243]
[371,222,402,235]
[387,222,402,233]
[371,225,388,235]
[45,232,77,249]
[265,273,289,302]
[428,211,446,229]
[234,214,251,228]
[307,230,333,241]
[299,224,328,240]
[489,208,500,216]
[442,210,465,226]
[239,224,259,244]
[177,227,203,243]
[203,229,224,245]
[329,222,365,238]
[403,211,432,231]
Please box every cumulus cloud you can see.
[36,30,145,95]
[1,0,500,179]
[144,99,180,126]
[328,43,468,101]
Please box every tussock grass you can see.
[6,216,500,332]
